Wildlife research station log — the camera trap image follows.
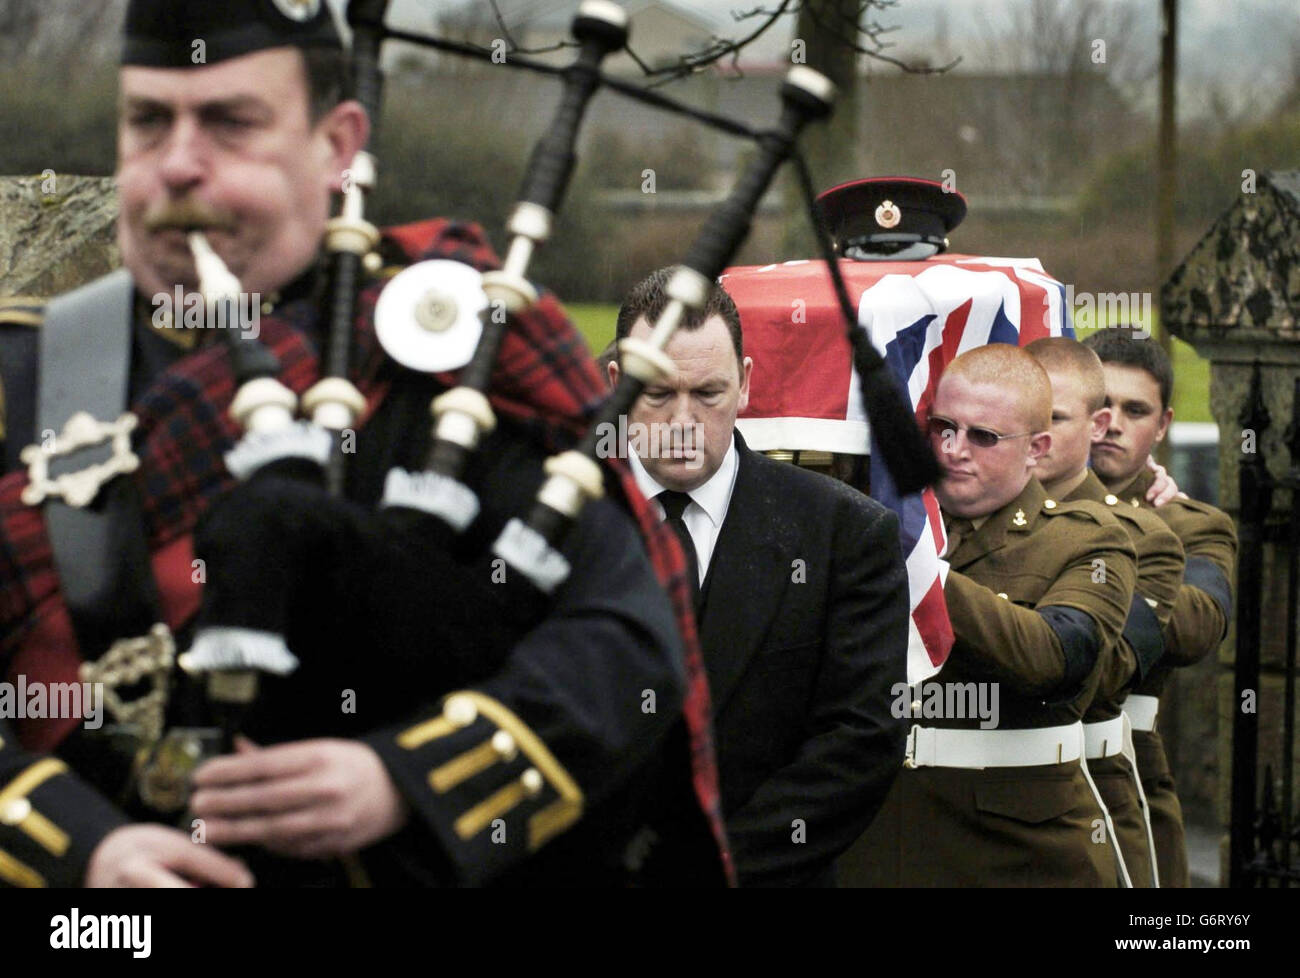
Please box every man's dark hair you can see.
[1081,327,1174,411]
[303,46,350,123]
[615,267,744,370]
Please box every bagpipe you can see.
[174,0,940,771]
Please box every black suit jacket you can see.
[698,431,910,886]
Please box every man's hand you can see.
[190,738,409,860]
[1145,456,1187,506]
[86,824,255,888]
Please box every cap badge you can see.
[1012,509,1027,527]
[875,199,901,229]
[272,0,321,23]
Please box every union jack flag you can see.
[724,254,1072,683]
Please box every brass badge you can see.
[875,199,902,229]
[1012,509,1027,527]
[138,728,223,814]
[21,411,140,508]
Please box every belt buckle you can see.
[20,411,140,508]
[79,623,175,749]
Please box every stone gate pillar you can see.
[1162,169,1300,884]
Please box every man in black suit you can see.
[608,268,911,886]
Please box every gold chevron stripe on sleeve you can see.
[428,739,501,795]
[0,848,44,888]
[528,797,583,851]
[445,692,583,805]
[453,779,532,841]
[0,758,71,856]
[396,715,457,750]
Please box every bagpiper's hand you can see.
[190,737,410,859]
[1145,456,1186,506]
[85,824,255,888]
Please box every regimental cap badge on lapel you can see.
[1012,508,1027,527]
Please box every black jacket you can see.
[698,431,910,886]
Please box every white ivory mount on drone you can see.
[375,201,555,531]
[188,232,331,478]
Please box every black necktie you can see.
[657,490,700,606]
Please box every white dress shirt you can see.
[628,434,739,586]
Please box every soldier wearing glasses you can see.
[840,343,1137,887]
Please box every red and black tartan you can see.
[0,218,732,884]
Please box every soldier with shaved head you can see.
[1026,337,1185,887]
[839,343,1138,887]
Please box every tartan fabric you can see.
[0,218,731,883]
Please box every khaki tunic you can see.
[838,477,1137,886]
[1066,471,1184,887]
[1113,468,1237,888]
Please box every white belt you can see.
[1123,694,1159,732]
[905,721,1136,887]
[905,721,1083,769]
[1084,715,1125,759]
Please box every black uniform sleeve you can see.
[364,495,687,887]
[0,718,129,887]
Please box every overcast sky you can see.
[371,0,1299,115]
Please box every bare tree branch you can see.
[445,0,959,85]
[632,0,797,86]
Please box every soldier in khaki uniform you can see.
[1027,337,1185,887]
[1084,330,1237,887]
[839,344,1137,887]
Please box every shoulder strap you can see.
[37,270,161,654]
[38,270,134,433]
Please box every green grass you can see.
[563,302,1214,424]
[568,303,619,356]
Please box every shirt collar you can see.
[628,433,738,528]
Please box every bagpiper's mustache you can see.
[143,200,238,233]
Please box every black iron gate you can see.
[1230,365,1300,887]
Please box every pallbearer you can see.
[839,344,1137,887]
[1083,328,1237,887]
[1026,337,1186,886]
